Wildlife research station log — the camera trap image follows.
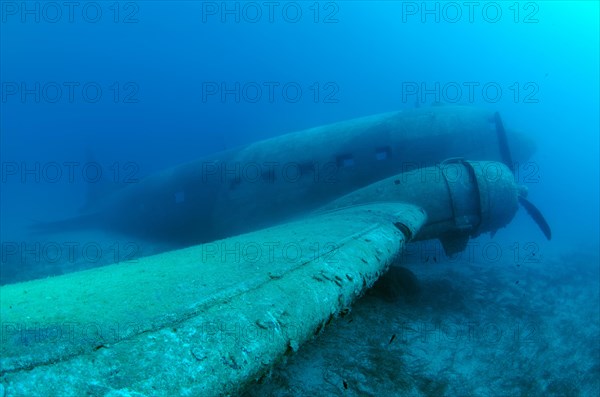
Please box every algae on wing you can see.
[0,203,425,397]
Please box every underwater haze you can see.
[1,1,599,396]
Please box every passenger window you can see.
[375,146,391,161]
[336,154,355,167]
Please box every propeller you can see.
[493,112,552,240]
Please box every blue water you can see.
[1,2,599,244]
[0,1,598,395]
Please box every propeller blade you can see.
[518,195,552,240]
[495,111,551,241]
[493,111,515,173]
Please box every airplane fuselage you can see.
[43,106,535,245]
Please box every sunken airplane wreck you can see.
[32,105,550,248]
[1,106,551,396]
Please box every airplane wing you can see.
[0,203,426,397]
